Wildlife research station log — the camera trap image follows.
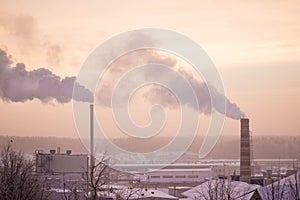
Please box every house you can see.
[182,179,261,200]
[258,172,300,200]
[116,188,178,200]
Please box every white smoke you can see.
[142,66,245,119]
[0,48,93,103]
[97,49,245,119]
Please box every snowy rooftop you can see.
[116,188,178,200]
[148,168,211,172]
[258,172,300,200]
[182,179,261,200]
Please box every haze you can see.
[0,0,299,140]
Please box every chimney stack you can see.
[240,118,251,183]
[90,104,94,166]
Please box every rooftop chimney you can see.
[240,118,251,183]
[50,149,56,154]
[66,150,72,155]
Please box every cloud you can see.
[46,44,63,66]
[0,12,63,66]
[0,12,37,39]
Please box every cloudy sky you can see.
[0,0,299,139]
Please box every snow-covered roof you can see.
[116,188,178,200]
[148,168,211,172]
[182,179,261,200]
[258,172,300,200]
[49,188,83,193]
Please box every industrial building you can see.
[35,148,88,174]
[211,163,240,179]
[31,107,300,200]
[145,168,211,184]
[35,148,89,199]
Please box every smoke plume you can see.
[145,67,245,119]
[97,49,245,119]
[0,12,64,66]
[0,13,37,40]
[0,48,93,103]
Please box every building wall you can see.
[146,169,211,183]
[211,165,240,178]
[36,153,88,174]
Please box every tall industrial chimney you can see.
[240,118,251,183]
[90,104,94,167]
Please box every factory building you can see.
[35,148,89,198]
[144,168,211,184]
[211,163,240,179]
[35,148,89,174]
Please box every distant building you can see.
[35,149,89,200]
[211,164,240,179]
[145,168,211,184]
[35,149,88,174]
[168,186,191,198]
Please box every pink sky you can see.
[0,0,299,139]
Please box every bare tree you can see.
[261,172,300,200]
[195,179,216,200]
[192,179,255,200]
[60,174,82,200]
[0,144,48,200]
[195,179,239,200]
[286,172,300,200]
[83,155,110,200]
[263,179,285,200]
[114,182,143,200]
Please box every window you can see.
[162,175,173,178]
[188,175,198,178]
[150,176,160,179]
[175,175,186,178]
